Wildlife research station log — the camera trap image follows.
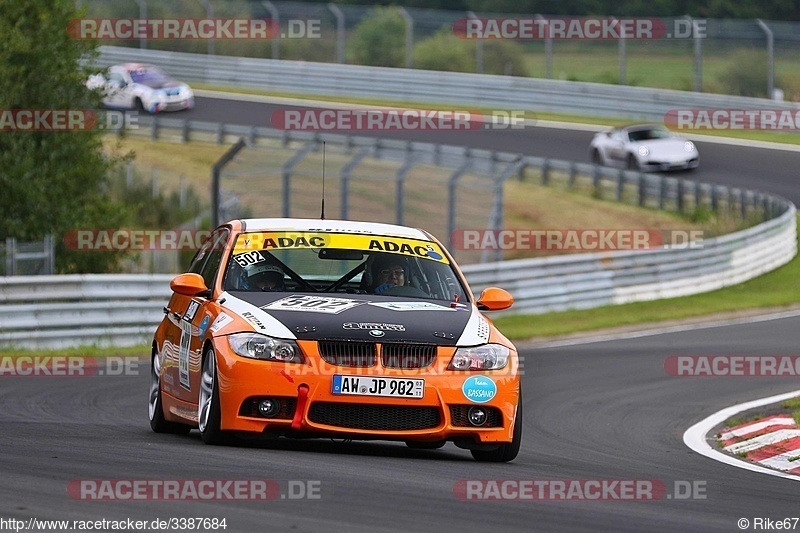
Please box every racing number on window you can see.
[234,251,264,267]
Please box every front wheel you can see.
[471,390,523,463]
[198,347,229,445]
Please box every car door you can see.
[606,129,627,163]
[163,228,230,404]
[104,71,131,109]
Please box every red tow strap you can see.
[292,384,310,430]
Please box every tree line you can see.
[304,0,800,21]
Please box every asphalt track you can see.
[184,95,800,205]
[3,95,800,532]
[3,317,800,532]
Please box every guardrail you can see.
[462,204,797,314]
[1,197,794,348]
[96,46,800,121]
[0,274,171,348]
[1,119,795,347]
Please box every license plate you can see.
[332,375,424,399]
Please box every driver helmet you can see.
[245,263,285,291]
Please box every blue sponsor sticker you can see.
[198,315,210,337]
[462,376,497,404]
[426,247,443,260]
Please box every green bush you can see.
[413,29,474,72]
[347,7,406,67]
[717,50,771,98]
[483,41,528,76]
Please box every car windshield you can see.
[129,67,168,85]
[627,127,672,142]
[222,231,469,302]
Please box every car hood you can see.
[221,291,479,345]
[140,78,186,91]
[636,137,693,156]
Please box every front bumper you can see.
[214,340,520,446]
[641,156,699,171]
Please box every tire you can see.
[626,154,640,171]
[591,149,604,166]
[149,347,191,434]
[134,97,146,113]
[198,347,228,445]
[471,390,523,463]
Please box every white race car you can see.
[87,63,194,114]
[589,124,699,171]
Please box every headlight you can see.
[638,146,650,157]
[684,141,695,152]
[227,333,304,363]
[447,344,509,371]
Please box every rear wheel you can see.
[627,154,640,171]
[471,390,523,463]
[591,149,604,165]
[198,347,229,445]
[149,347,191,434]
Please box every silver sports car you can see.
[589,124,699,171]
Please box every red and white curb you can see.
[720,416,800,473]
[684,389,800,482]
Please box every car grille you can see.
[308,402,441,431]
[449,405,504,428]
[239,397,297,419]
[381,344,437,369]
[318,341,377,367]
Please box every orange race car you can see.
[149,218,522,462]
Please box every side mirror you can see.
[170,273,209,297]
[476,287,514,311]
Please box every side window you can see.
[187,229,229,291]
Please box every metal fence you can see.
[95,46,800,121]
[83,1,800,99]
[1,112,795,347]
[121,115,786,264]
[1,236,56,276]
[0,200,794,348]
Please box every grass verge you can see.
[0,345,149,357]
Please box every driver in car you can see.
[372,255,408,294]
[244,263,285,292]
